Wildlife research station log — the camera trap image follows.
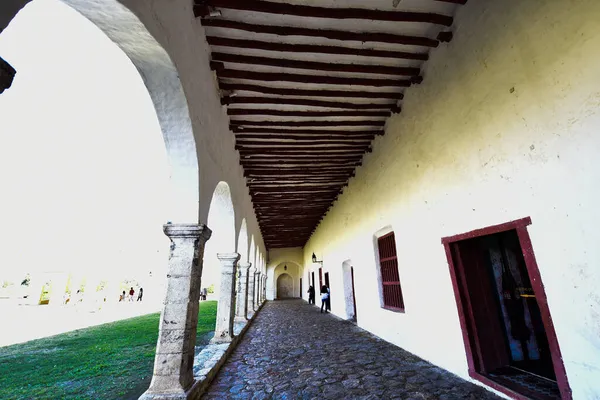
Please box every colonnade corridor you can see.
[202,300,501,400]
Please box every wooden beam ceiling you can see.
[195,0,467,249]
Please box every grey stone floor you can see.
[202,300,501,400]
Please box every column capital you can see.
[217,252,241,263]
[239,261,252,270]
[163,223,212,242]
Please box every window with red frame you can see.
[377,232,405,311]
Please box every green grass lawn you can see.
[0,301,217,400]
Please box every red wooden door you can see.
[453,240,509,373]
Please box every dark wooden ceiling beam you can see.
[212,52,420,76]
[196,0,453,25]
[206,37,429,61]
[228,109,390,117]
[234,128,383,135]
[220,83,402,100]
[224,96,394,109]
[237,134,374,140]
[237,144,370,150]
[201,19,439,47]
[232,120,385,127]
[214,67,412,87]
[242,162,361,168]
[243,156,363,161]
[245,167,356,173]
[251,189,341,195]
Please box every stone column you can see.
[212,253,240,343]
[235,262,251,321]
[253,271,261,311]
[141,223,211,400]
[262,275,267,302]
[247,263,256,316]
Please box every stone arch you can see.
[276,273,293,299]
[203,181,236,294]
[0,0,199,222]
[236,218,248,263]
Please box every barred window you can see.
[377,232,405,311]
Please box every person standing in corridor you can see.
[320,285,330,313]
[307,285,315,304]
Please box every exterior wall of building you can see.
[304,0,600,398]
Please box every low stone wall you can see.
[186,300,266,399]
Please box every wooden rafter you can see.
[220,83,403,100]
[206,37,429,61]
[223,97,394,109]
[212,53,420,76]
[214,67,413,87]
[195,0,454,26]
[201,19,439,47]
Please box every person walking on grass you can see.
[320,285,330,313]
[137,287,143,302]
[129,287,135,302]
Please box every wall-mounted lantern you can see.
[312,253,323,265]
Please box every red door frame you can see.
[351,266,357,320]
[319,268,323,289]
[441,217,571,400]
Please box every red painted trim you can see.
[469,372,532,400]
[441,217,531,245]
[443,218,572,399]
[443,242,478,374]
[382,305,405,313]
[515,227,572,399]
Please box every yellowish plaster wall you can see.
[305,0,600,397]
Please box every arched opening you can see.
[342,260,358,322]
[271,262,301,299]
[0,0,200,222]
[203,181,236,296]
[276,273,293,299]
[236,218,248,263]
[0,0,197,342]
[249,236,256,268]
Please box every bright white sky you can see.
[0,0,171,285]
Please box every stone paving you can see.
[202,300,501,400]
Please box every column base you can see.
[210,333,233,344]
[139,392,188,400]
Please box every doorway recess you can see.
[442,218,571,400]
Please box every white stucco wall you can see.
[304,0,600,398]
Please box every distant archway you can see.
[203,182,235,294]
[271,262,301,299]
[276,273,293,299]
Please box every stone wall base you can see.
[179,300,266,399]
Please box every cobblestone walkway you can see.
[202,300,500,400]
